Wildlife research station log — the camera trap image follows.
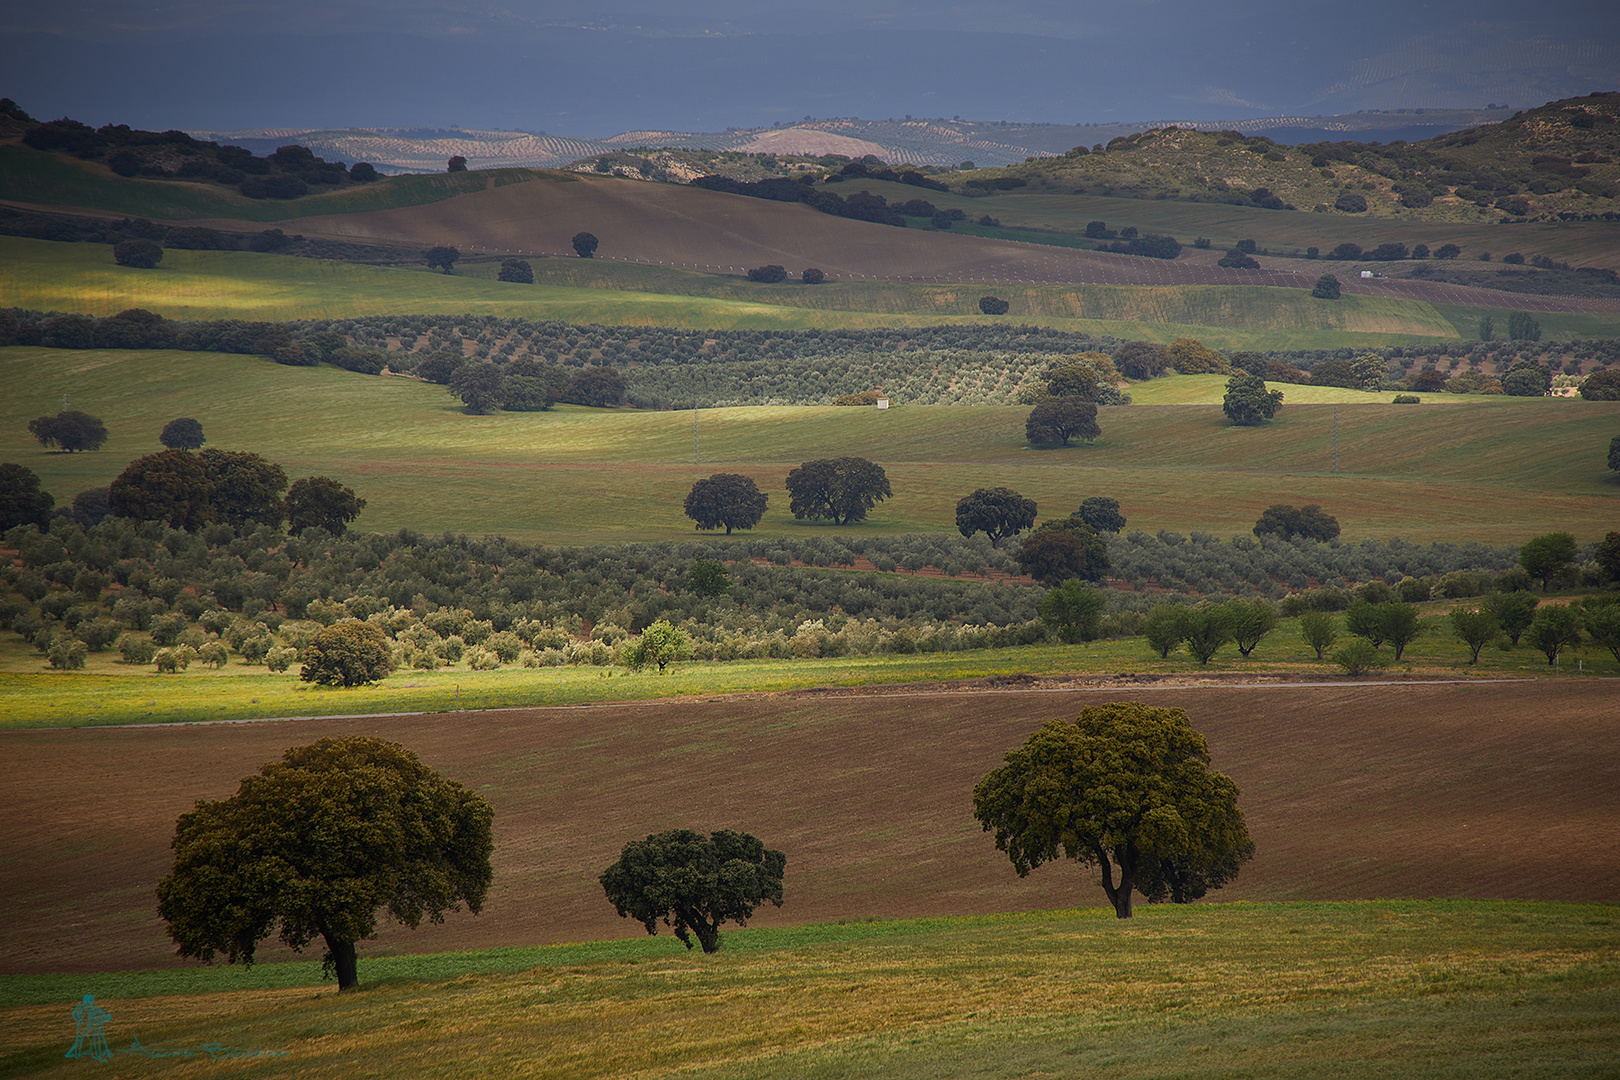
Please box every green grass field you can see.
[3,901,1615,1079]
[6,346,1616,548]
[9,234,1620,347]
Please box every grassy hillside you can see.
[11,236,1620,348]
[6,346,1617,547]
[2,901,1614,1080]
[0,143,560,222]
[956,94,1620,226]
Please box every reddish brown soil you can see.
[189,175,1617,311]
[2,679,1615,976]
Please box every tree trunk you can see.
[324,935,360,991]
[1095,842,1136,918]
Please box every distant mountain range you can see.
[190,109,1513,174]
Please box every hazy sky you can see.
[5,0,1617,134]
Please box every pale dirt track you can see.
[204,174,1618,311]
[2,679,1616,976]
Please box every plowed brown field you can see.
[212,174,1618,311]
[2,679,1615,976]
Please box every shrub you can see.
[1333,638,1385,676]
[978,296,1010,315]
[1392,394,1420,404]
[265,645,298,672]
[300,620,392,686]
[48,638,88,669]
[118,634,158,664]
[1311,274,1341,300]
[113,240,163,268]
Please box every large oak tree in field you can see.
[786,457,890,525]
[157,737,494,991]
[973,703,1253,918]
[684,473,768,534]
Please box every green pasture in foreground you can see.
[5,345,1617,548]
[8,234,1620,346]
[3,596,1613,729]
[3,901,1615,1079]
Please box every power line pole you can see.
[1328,404,1341,472]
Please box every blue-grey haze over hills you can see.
[3,0,1617,139]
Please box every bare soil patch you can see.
[200,176,1618,309]
[2,680,1614,976]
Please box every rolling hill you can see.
[956,94,1620,226]
[186,107,1511,172]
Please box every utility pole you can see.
[1331,405,1339,474]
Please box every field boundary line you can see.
[39,675,1581,732]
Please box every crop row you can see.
[7,514,1595,676]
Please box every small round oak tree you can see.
[1253,504,1340,543]
[159,417,205,450]
[600,829,786,953]
[285,476,366,535]
[425,246,460,274]
[114,239,163,268]
[497,258,534,284]
[1025,397,1100,448]
[156,736,493,991]
[1076,496,1126,534]
[1222,371,1284,426]
[572,232,599,258]
[972,703,1254,918]
[684,473,768,534]
[300,620,393,686]
[956,486,1037,549]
